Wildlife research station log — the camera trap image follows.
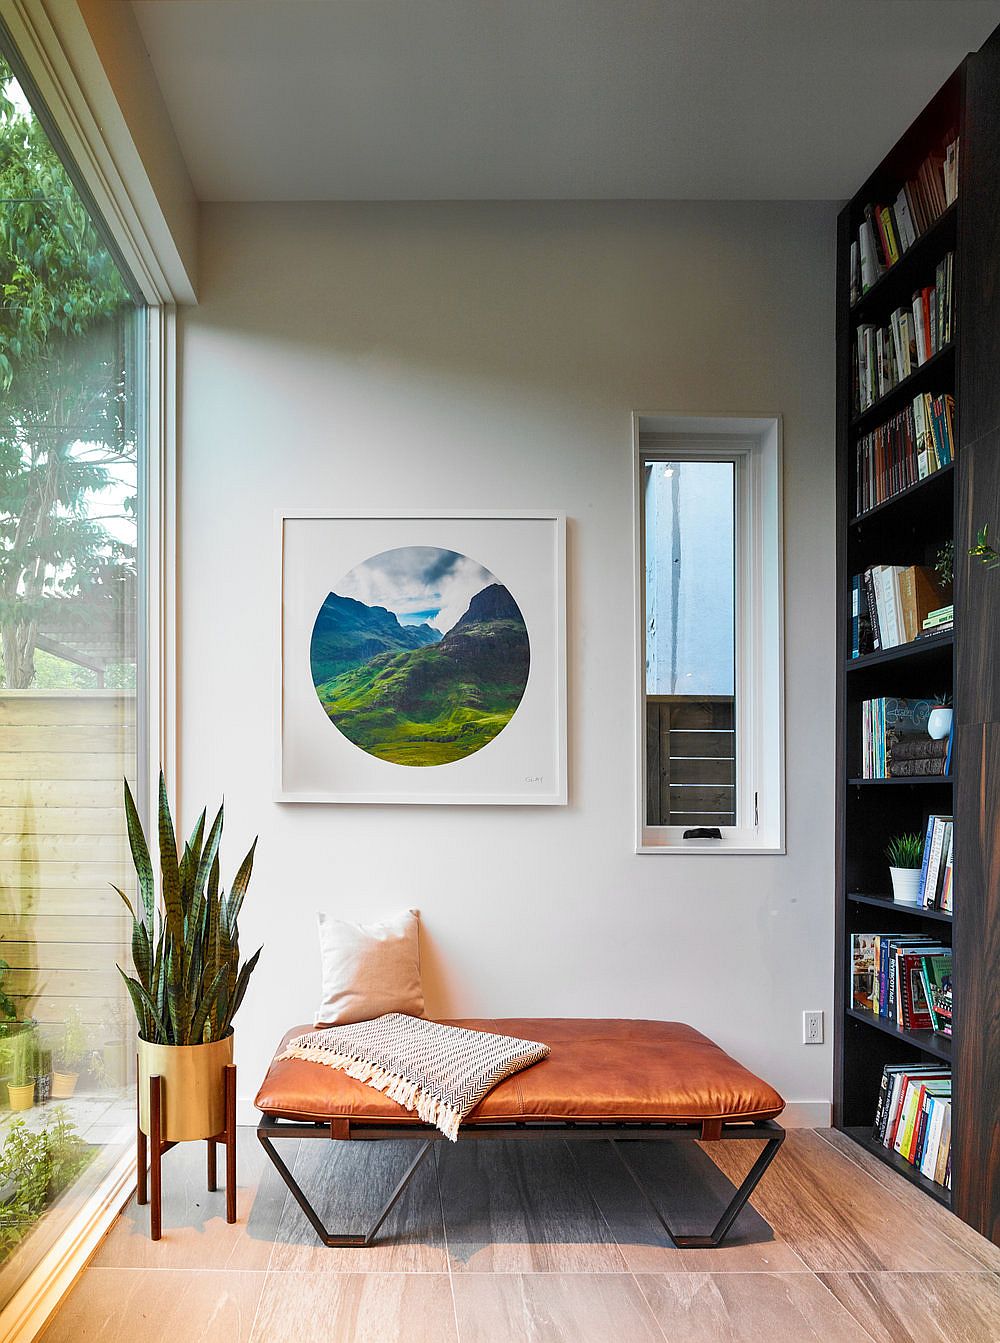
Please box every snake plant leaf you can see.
[131,917,153,992]
[229,837,257,911]
[189,965,227,1044]
[157,772,183,949]
[123,779,154,930]
[110,882,136,922]
[118,967,166,1041]
[195,805,224,903]
[229,945,263,1025]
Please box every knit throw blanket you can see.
[280,1014,550,1141]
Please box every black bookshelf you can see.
[835,29,1000,1247]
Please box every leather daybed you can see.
[255,1018,786,1250]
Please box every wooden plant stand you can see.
[136,1062,237,1240]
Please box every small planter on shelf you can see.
[886,832,924,905]
[927,702,953,742]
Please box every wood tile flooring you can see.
[41,1128,1000,1342]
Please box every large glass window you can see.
[0,50,143,1297]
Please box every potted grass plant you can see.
[6,1025,37,1113]
[117,774,261,1142]
[886,832,924,905]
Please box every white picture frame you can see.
[276,511,566,804]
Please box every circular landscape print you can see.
[309,546,530,766]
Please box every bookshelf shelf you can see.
[848,461,953,528]
[841,1127,951,1208]
[847,892,952,925]
[836,31,1000,1245]
[850,203,957,325]
[850,342,955,435]
[845,631,953,671]
[845,1007,952,1063]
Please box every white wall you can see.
[178,201,838,1120]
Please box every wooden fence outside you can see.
[646,694,736,827]
[0,692,135,1054]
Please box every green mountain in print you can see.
[312,584,530,766]
[310,593,441,685]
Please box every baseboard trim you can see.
[237,1095,832,1130]
[0,1148,136,1343]
[779,1101,832,1128]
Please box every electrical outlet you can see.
[802,1010,824,1045]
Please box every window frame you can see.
[633,414,785,854]
[0,9,177,1337]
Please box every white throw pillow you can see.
[314,909,424,1026]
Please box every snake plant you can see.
[116,774,262,1046]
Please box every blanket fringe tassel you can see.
[277,1045,463,1141]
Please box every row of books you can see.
[851,933,952,1032]
[850,564,949,656]
[854,393,955,515]
[854,260,954,413]
[849,137,959,301]
[917,814,954,912]
[861,696,952,778]
[873,1063,952,1189]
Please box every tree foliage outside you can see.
[0,56,137,689]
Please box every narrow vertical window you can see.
[644,459,737,827]
[0,50,146,1295]
[636,417,784,852]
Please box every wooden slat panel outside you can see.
[668,756,736,785]
[664,701,735,730]
[0,833,128,860]
[0,726,135,753]
[5,968,119,997]
[668,784,735,812]
[0,861,131,888]
[0,754,132,780]
[669,730,736,760]
[0,780,129,807]
[0,693,135,726]
[0,807,125,835]
[665,811,736,827]
[0,915,126,943]
[0,942,125,972]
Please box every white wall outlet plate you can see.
[802,1010,824,1044]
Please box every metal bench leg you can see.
[258,1125,434,1248]
[609,1129,784,1249]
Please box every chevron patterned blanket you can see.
[279,1014,551,1140]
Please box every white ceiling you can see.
[131,0,1000,202]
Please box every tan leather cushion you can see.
[254,1018,784,1125]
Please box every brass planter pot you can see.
[138,1034,234,1141]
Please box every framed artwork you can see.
[276,512,566,804]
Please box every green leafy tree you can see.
[0,56,135,688]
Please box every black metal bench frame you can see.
[256,1113,784,1250]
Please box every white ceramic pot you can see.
[890,866,922,905]
[927,707,953,741]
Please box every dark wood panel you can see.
[668,730,734,760]
[956,37,1000,448]
[668,784,734,812]
[952,720,1000,1243]
[669,756,735,785]
[956,427,1000,726]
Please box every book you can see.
[862,696,934,778]
[851,934,878,1011]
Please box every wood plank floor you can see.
[41,1128,1000,1342]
